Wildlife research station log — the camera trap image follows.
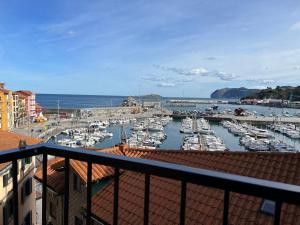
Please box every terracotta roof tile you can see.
[33,145,300,224]
[35,146,125,191]
[0,131,41,171]
[34,157,65,193]
[90,149,300,225]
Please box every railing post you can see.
[144,174,150,225]
[42,153,48,225]
[64,157,70,225]
[86,161,92,225]
[180,181,187,225]
[274,201,282,225]
[223,190,230,225]
[113,168,120,225]
[12,160,19,225]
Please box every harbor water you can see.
[52,120,300,151]
[40,94,300,151]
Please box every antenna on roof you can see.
[120,125,127,144]
[19,140,27,149]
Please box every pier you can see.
[172,113,300,125]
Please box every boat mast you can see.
[57,100,60,125]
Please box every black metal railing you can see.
[2,143,300,225]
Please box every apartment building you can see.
[14,91,36,120]
[12,93,27,128]
[0,83,14,131]
[0,131,40,225]
[34,146,124,225]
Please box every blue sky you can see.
[0,0,300,97]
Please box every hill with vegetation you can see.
[134,94,163,101]
[211,87,260,99]
[241,86,300,101]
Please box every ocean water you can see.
[37,94,300,116]
[36,94,212,109]
[36,94,126,109]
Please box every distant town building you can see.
[122,97,139,107]
[0,83,39,130]
[142,100,161,109]
[12,92,27,128]
[241,99,259,105]
[14,91,36,119]
[288,101,300,108]
[0,83,14,131]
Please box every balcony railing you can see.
[2,143,300,225]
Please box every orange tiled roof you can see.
[0,88,11,94]
[34,146,125,193]
[15,90,33,96]
[36,103,43,109]
[91,149,300,225]
[35,157,65,193]
[0,131,41,171]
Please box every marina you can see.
[29,94,300,152]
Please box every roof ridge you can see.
[123,148,300,156]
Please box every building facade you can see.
[0,131,40,225]
[0,158,36,225]
[0,83,14,131]
[12,93,27,128]
[34,146,123,225]
[14,91,36,120]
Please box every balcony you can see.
[2,143,300,225]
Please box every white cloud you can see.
[141,75,168,82]
[247,78,275,85]
[188,68,209,76]
[291,21,300,30]
[293,66,300,70]
[153,64,238,82]
[203,56,216,60]
[213,71,237,81]
[154,64,210,76]
[157,82,175,87]
[175,77,194,83]
[67,30,76,36]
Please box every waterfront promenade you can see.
[12,107,170,141]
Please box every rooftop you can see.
[0,131,41,170]
[14,90,34,97]
[35,145,300,225]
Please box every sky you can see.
[0,0,300,97]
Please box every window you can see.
[3,198,13,225]
[21,178,32,203]
[22,157,32,169]
[24,157,32,164]
[73,173,83,192]
[260,199,275,216]
[74,216,83,225]
[50,202,56,218]
[3,170,12,187]
[24,211,32,225]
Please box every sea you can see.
[37,94,300,151]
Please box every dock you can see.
[172,114,300,125]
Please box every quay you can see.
[167,99,230,104]
[13,106,172,141]
[172,113,300,125]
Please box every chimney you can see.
[0,83,5,89]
